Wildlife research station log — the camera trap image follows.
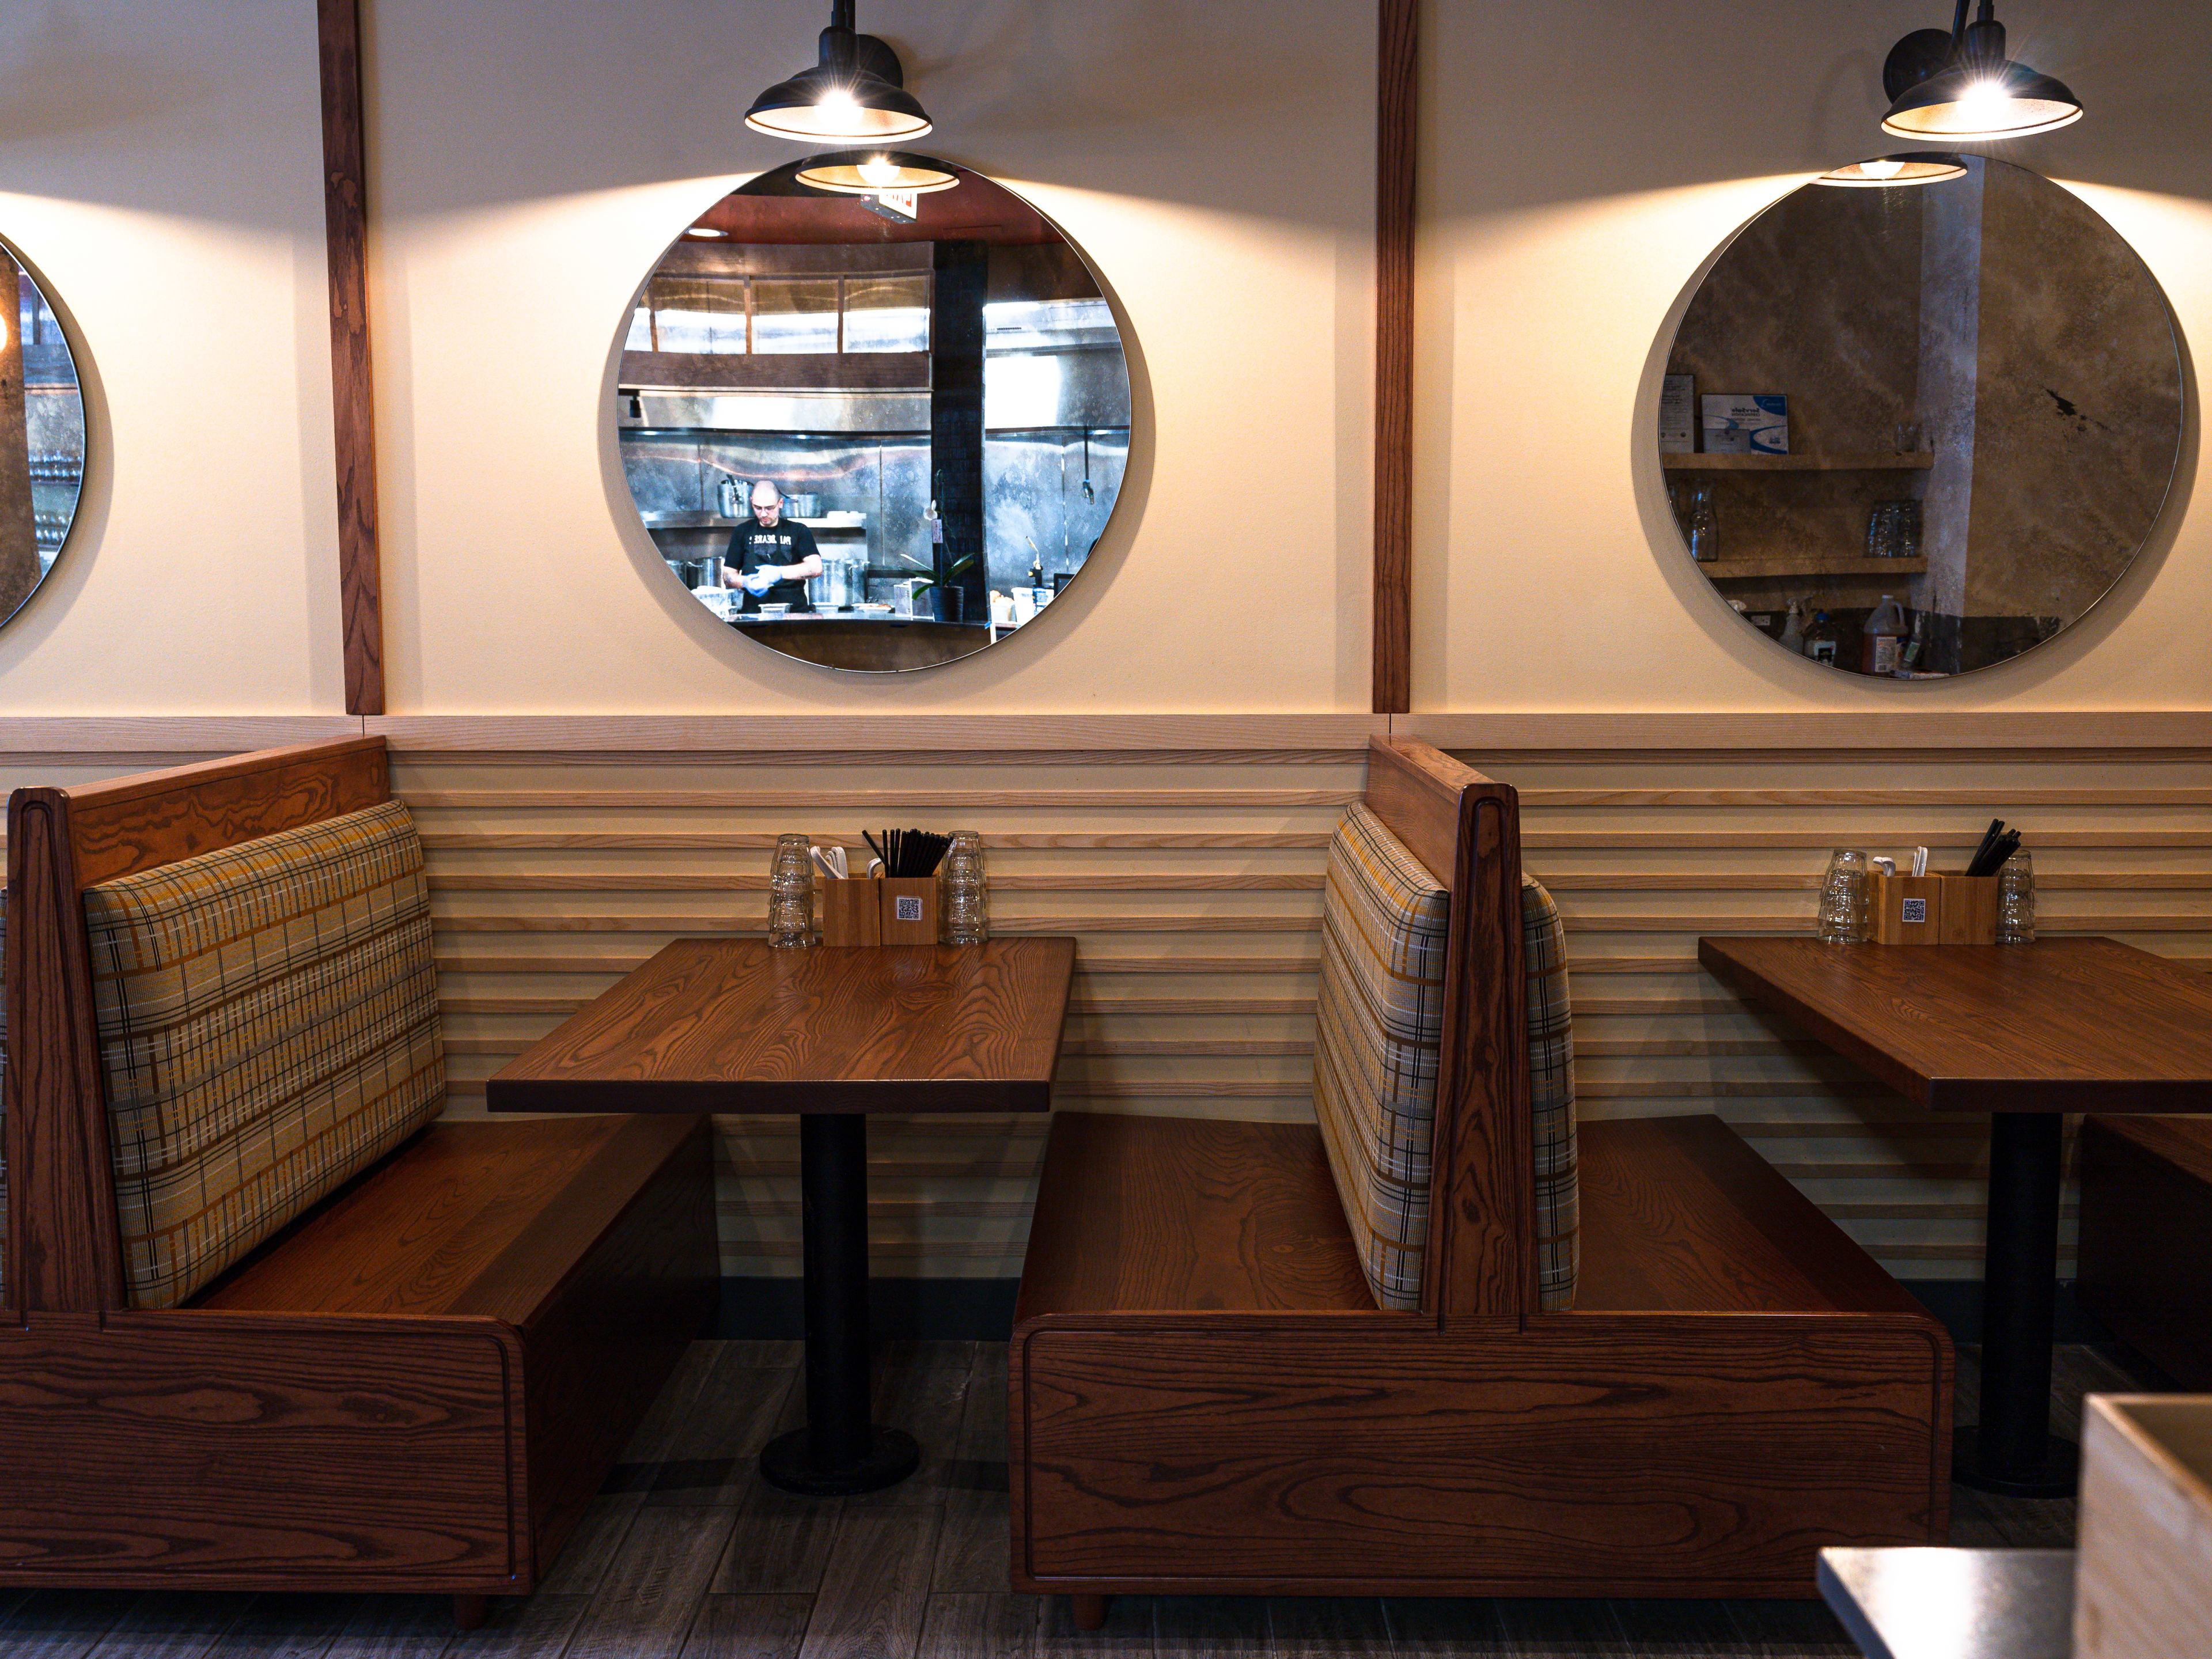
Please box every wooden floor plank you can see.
[544,1339,748,1593]
[79,1592,262,1659]
[853,1342,980,1514]
[1719,1599,1858,1657]
[916,1592,1045,1659]
[932,1346,1012,1592]
[438,1593,589,1659]
[1944,1484,2014,1547]
[565,1506,740,1659]
[647,1353,801,1508]
[1151,1596,1268,1659]
[538,1495,647,1597]
[1381,1597,1508,1654]
[0,1591,142,1659]
[918,1592,1158,1658]
[1605,1598,1758,1656]
[715,1490,849,1596]
[714,1383,844,1595]
[321,1596,452,1659]
[678,1594,813,1659]
[796,1506,942,1659]
[177,1595,359,1659]
[1491,1599,1628,1658]
[1267,1597,1393,1657]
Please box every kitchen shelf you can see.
[1699,556,1927,580]
[1663,452,1934,472]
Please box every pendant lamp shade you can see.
[745,4,933,143]
[1880,4,2083,140]
[1816,153,1969,187]
[794,151,960,195]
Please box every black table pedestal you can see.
[1956,1111,2077,1498]
[759,1115,919,1497]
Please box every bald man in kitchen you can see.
[723,479,824,614]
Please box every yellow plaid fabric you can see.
[1313,804,1452,1311]
[1524,874,1580,1312]
[84,800,444,1309]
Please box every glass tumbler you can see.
[940,830,990,945]
[767,832,816,948]
[1997,850,2036,944]
[1816,850,1870,944]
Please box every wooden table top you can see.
[486,938,1076,1116]
[1700,935,2212,1113]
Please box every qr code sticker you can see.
[1902,897,1927,923]
[896,896,924,922]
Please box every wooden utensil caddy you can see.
[819,876,938,946]
[1869,872,1999,944]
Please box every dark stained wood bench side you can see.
[1011,737,1953,1612]
[2078,1114,2212,1386]
[0,737,717,1618]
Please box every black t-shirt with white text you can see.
[725,517,821,612]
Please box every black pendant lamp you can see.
[1816,153,1969,188]
[745,1,932,143]
[794,150,959,196]
[1881,1,2083,139]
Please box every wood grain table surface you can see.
[1699,936,2212,1114]
[486,938,1077,1117]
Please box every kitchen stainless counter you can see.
[730,615,993,671]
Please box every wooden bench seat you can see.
[1018,1112,1940,1324]
[2077,1115,2212,1386]
[201,1115,702,1321]
[0,738,717,1621]
[1010,741,1952,1614]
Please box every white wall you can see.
[0,0,342,712]
[1415,0,2211,711]
[368,0,1378,713]
[1,2,2208,718]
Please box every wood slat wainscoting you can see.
[393,741,1366,1282]
[7,714,2211,1288]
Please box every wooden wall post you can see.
[1372,0,1416,715]
[319,0,384,715]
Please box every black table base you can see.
[1958,1112,2075,1498]
[760,1425,918,1497]
[1952,1426,2079,1500]
[758,1115,920,1497]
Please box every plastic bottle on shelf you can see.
[1862,594,1908,676]
[1803,611,1838,665]
[1901,608,1930,669]
[1778,599,1805,653]
[1686,485,1718,562]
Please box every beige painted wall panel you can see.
[1415,1,2212,714]
[368,0,1376,713]
[0,2,343,712]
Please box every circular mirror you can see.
[1656,156,2182,677]
[0,243,86,630]
[615,157,1131,672]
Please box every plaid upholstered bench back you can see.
[81,799,445,1309]
[1311,803,1579,1313]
